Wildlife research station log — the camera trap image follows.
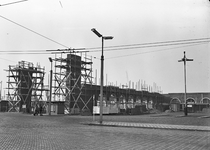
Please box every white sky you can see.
[0,0,210,94]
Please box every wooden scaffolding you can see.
[52,52,93,114]
[6,61,45,113]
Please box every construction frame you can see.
[6,61,45,113]
[52,52,93,114]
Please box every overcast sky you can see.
[0,0,210,95]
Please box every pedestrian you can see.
[34,104,39,116]
[39,104,43,116]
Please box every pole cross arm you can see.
[178,51,193,62]
[178,59,184,62]
[186,58,193,61]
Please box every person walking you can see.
[34,104,39,116]
[39,104,43,116]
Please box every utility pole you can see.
[178,51,193,116]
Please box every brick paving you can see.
[0,112,209,150]
[87,111,210,131]
[86,121,210,131]
[99,111,210,127]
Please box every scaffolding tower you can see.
[6,61,45,113]
[53,52,93,114]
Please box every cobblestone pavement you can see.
[0,112,209,150]
[99,112,210,127]
[86,121,210,131]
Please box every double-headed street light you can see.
[48,57,53,116]
[178,51,193,116]
[91,28,113,124]
[0,81,2,100]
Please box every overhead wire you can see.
[0,51,90,55]
[87,39,210,52]
[0,40,208,61]
[0,57,16,62]
[106,40,210,51]
[1,37,209,54]
[85,37,210,51]
[0,2,209,62]
[0,14,209,59]
[106,42,207,60]
[0,49,53,54]
[0,0,28,6]
[0,15,71,49]
[0,38,209,62]
[0,52,51,55]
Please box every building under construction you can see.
[51,53,169,115]
[6,61,45,113]
[4,54,169,114]
[52,53,93,114]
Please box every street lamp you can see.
[0,81,2,100]
[178,51,193,116]
[48,57,53,116]
[91,28,113,124]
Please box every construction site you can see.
[1,52,170,115]
[5,61,46,113]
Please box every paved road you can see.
[0,113,209,150]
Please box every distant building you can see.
[164,92,210,112]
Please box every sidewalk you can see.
[85,121,210,131]
[84,111,210,131]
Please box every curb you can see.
[83,121,210,132]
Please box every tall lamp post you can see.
[0,81,2,100]
[91,28,113,124]
[178,51,193,116]
[48,57,53,116]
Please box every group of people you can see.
[33,104,43,116]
